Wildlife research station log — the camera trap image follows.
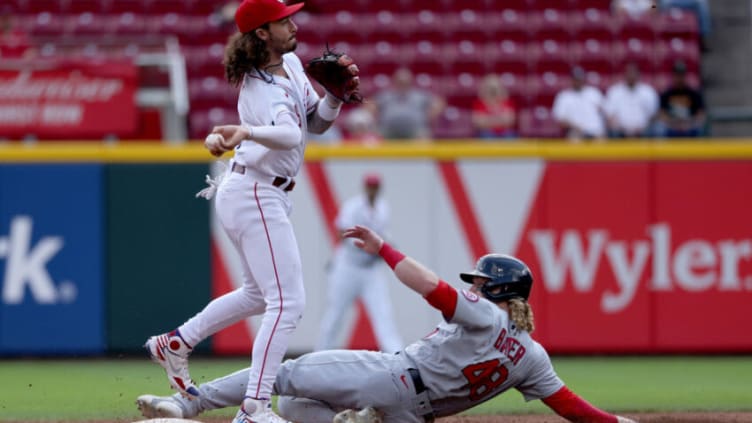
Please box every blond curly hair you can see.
[508,298,535,333]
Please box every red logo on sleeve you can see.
[462,290,479,302]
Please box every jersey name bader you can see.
[494,328,526,366]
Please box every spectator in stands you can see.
[656,61,706,138]
[552,66,606,142]
[471,74,517,140]
[604,62,659,138]
[611,0,657,19]
[344,107,383,145]
[659,0,711,50]
[0,5,33,59]
[366,67,446,141]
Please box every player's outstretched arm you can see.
[343,225,438,296]
[541,386,637,423]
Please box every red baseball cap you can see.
[235,0,305,33]
[364,173,381,187]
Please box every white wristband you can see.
[317,94,342,121]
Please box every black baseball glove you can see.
[305,47,363,104]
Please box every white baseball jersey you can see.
[177,51,320,402]
[316,194,403,353]
[233,52,319,178]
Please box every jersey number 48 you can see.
[462,358,509,401]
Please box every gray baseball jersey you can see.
[404,286,564,417]
[172,283,563,423]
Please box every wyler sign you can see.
[515,161,752,352]
[0,165,105,354]
[0,59,137,138]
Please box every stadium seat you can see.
[432,106,474,139]
[487,9,530,43]
[497,0,533,11]
[528,9,573,42]
[406,10,450,43]
[362,11,407,44]
[111,12,149,36]
[68,12,109,36]
[530,0,576,11]
[356,41,403,76]
[529,39,574,75]
[655,37,700,74]
[407,40,447,74]
[518,106,564,138]
[445,10,492,43]
[573,0,612,11]
[488,40,530,77]
[615,15,657,42]
[28,12,67,36]
[655,7,700,42]
[527,72,570,108]
[447,40,490,75]
[570,8,615,42]
[189,107,239,140]
[572,38,615,74]
[613,38,659,74]
[319,12,366,45]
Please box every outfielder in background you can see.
[316,172,403,353]
[138,225,637,423]
[144,0,360,422]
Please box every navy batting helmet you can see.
[460,254,533,303]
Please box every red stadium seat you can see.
[528,9,573,42]
[518,106,564,138]
[488,40,530,77]
[488,10,530,43]
[573,0,612,10]
[529,0,576,10]
[189,107,239,140]
[356,41,403,76]
[406,10,450,43]
[28,12,67,36]
[111,12,149,36]
[655,7,699,42]
[447,41,491,75]
[432,106,474,139]
[615,15,657,42]
[613,38,659,73]
[68,12,109,35]
[570,8,615,42]
[406,40,447,74]
[445,9,493,43]
[493,0,532,11]
[362,11,407,44]
[572,38,615,74]
[527,72,570,108]
[529,39,575,75]
[14,0,64,13]
[59,0,107,13]
[318,12,367,45]
[655,37,700,74]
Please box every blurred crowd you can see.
[0,0,713,143]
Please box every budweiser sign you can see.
[0,59,137,138]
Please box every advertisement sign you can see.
[515,161,752,352]
[0,165,104,354]
[0,59,137,138]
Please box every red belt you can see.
[231,162,296,192]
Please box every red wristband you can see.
[379,242,405,269]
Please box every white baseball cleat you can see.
[232,397,291,423]
[617,416,638,423]
[144,330,200,399]
[136,394,184,418]
[332,406,383,423]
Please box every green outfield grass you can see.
[0,356,750,421]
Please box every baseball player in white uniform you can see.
[316,173,403,353]
[142,1,358,423]
[138,225,637,423]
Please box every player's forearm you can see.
[307,94,342,134]
[242,122,302,150]
[379,243,438,296]
[542,386,618,423]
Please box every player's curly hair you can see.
[224,29,271,87]
[508,298,535,333]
